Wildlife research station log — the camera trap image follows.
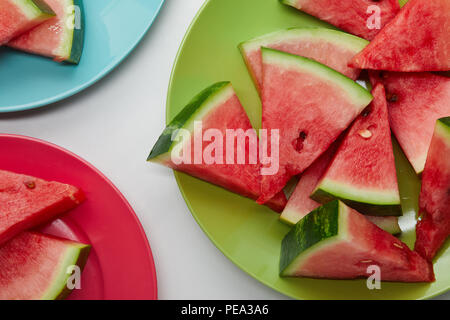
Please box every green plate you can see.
[166,0,449,299]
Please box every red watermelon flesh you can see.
[258,48,372,203]
[239,28,369,93]
[280,139,339,224]
[0,232,90,300]
[281,0,400,40]
[148,82,287,212]
[373,72,450,174]
[0,0,54,45]
[312,84,401,216]
[351,0,450,71]
[8,0,83,63]
[0,170,85,246]
[415,118,450,261]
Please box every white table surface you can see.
[0,0,448,300]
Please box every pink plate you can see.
[0,134,157,300]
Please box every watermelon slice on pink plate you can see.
[0,134,157,300]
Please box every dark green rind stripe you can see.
[438,117,450,129]
[280,200,340,276]
[67,0,84,64]
[31,0,55,15]
[311,188,403,216]
[147,81,231,162]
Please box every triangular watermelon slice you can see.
[8,0,85,64]
[312,84,401,216]
[280,0,400,40]
[0,0,54,45]
[258,48,372,203]
[372,72,450,174]
[0,169,85,246]
[280,200,434,282]
[0,232,90,300]
[239,28,369,93]
[351,0,450,71]
[415,117,450,261]
[148,82,287,212]
[280,139,401,234]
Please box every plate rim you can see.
[0,0,165,113]
[0,133,158,300]
[166,0,449,300]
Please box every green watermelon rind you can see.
[239,28,369,54]
[147,81,233,163]
[279,0,298,8]
[58,0,85,64]
[261,48,373,106]
[311,182,402,216]
[16,0,55,19]
[280,206,401,234]
[41,242,91,300]
[280,200,343,276]
[436,117,450,142]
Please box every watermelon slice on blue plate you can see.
[8,0,85,64]
[0,0,54,45]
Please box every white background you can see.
[0,0,448,300]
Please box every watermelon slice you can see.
[280,0,400,40]
[280,200,434,282]
[148,82,287,212]
[280,140,401,234]
[415,118,450,261]
[373,72,450,174]
[258,48,372,204]
[239,28,369,93]
[0,169,85,246]
[0,232,90,300]
[312,84,401,216]
[0,0,54,45]
[8,0,85,64]
[351,0,450,71]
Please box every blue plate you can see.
[0,0,164,113]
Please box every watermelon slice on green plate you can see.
[148,81,287,212]
[258,48,372,203]
[312,84,402,216]
[415,118,450,261]
[0,0,54,45]
[280,200,434,282]
[8,0,85,64]
[239,28,368,93]
[351,0,450,71]
[0,232,90,300]
[167,0,450,299]
[0,169,84,246]
[372,72,450,174]
[280,0,400,40]
[280,136,401,235]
